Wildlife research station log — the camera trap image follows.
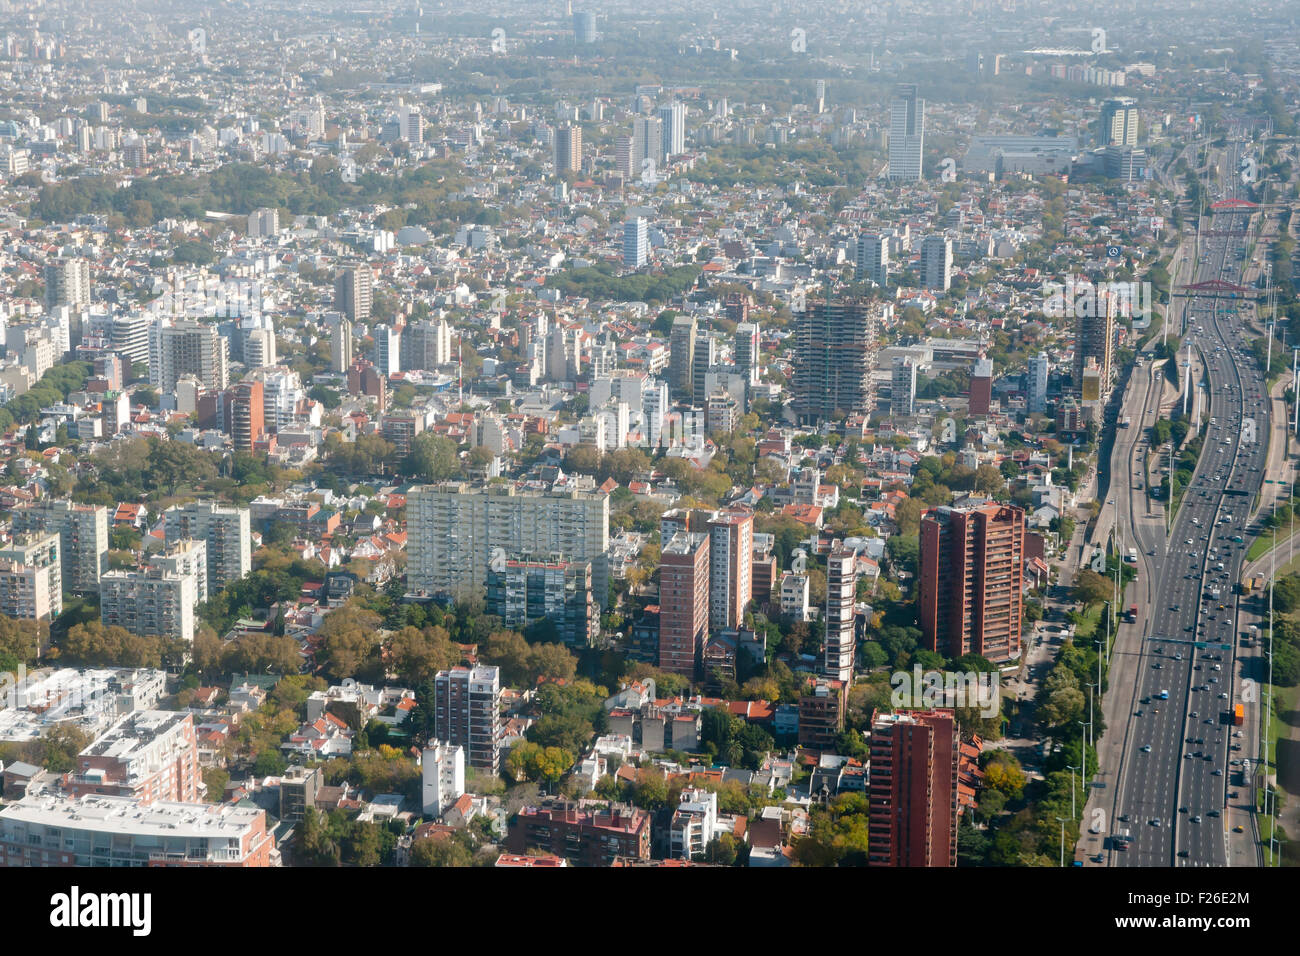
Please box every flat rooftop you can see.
[1,793,262,838]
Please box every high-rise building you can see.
[868,710,958,867]
[798,677,846,750]
[614,134,634,178]
[401,319,452,371]
[891,357,917,418]
[573,10,597,44]
[328,313,354,373]
[793,299,880,425]
[668,316,696,401]
[554,123,583,173]
[247,207,280,238]
[44,258,91,311]
[632,115,664,173]
[334,265,372,323]
[622,217,647,269]
[888,83,924,181]
[734,321,760,386]
[919,235,952,291]
[691,333,716,404]
[707,511,753,632]
[824,549,858,681]
[421,743,465,818]
[1099,96,1139,147]
[0,794,276,867]
[226,379,265,451]
[100,565,199,644]
[400,106,424,145]
[968,355,993,416]
[93,353,124,392]
[919,502,1025,662]
[657,101,686,159]
[11,501,108,594]
[856,232,888,287]
[0,532,62,621]
[163,502,251,595]
[407,481,609,603]
[149,320,229,393]
[1026,353,1049,414]
[148,538,209,605]
[348,359,387,410]
[486,552,598,645]
[434,665,501,774]
[1103,145,1147,180]
[1073,288,1115,399]
[243,326,276,369]
[658,531,710,679]
[67,710,200,804]
[381,410,424,458]
[370,323,402,376]
[110,313,151,367]
[252,366,303,433]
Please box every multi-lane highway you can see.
[1112,141,1270,867]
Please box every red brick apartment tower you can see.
[227,379,265,451]
[868,710,958,867]
[658,531,710,679]
[919,502,1024,662]
[67,711,201,804]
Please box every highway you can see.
[1112,139,1270,867]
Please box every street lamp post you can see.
[1066,763,1079,818]
[1056,816,1068,868]
[1085,682,1098,747]
[1079,720,1093,786]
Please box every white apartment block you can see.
[0,794,276,867]
[99,566,198,643]
[163,502,251,595]
[148,538,208,605]
[421,742,466,817]
[0,532,62,621]
[669,787,718,859]
[779,571,811,622]
[149,320,230,393]
[10,500,109,594]
[407,481,609,603]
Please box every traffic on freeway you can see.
[1112,139,1269,867]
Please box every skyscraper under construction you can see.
[793,298,880,424]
